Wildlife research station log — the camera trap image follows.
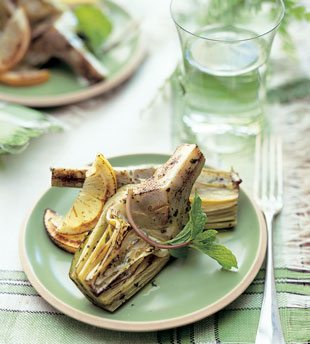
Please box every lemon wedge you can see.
[44,209,87,253]
[57,154,117,235]
[0,7,31,73]
[0,68,50,86]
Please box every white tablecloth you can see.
[0,0,180,271]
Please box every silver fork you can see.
[254,135,285,344]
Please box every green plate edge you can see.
[19,153,267,332]
[0,1,144,107]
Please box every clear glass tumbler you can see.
[170,0,285,153]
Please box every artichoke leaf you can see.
[70,144,205,311]
[71,185,168,299]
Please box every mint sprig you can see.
[126,188,238,270]
[167,190,238,270]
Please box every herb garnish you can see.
[126,189,238,270]
[74,5,112,56]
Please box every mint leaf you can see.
[165,190,207,246]
[160,189,237,270]
[189,189,207,238]
[166,221,191,245]
[191,241,238,270]
[195,229,217,244]
[74,5,112,55]
[169,247,189,258]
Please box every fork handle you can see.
[255,212,285,344]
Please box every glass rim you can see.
[170,0,285,43]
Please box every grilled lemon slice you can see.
[0,68,50,86]
[0,6,31,73]
[43,209,87,253]
[57,154,117,235]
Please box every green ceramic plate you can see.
[19,154,266,332]
[0,1,144,108]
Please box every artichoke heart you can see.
[70,144,205,311]
[69,186,173,312]
[191,168,242,229]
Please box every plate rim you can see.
[0,9,145,108]
[19,153,267,332]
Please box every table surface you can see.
[0,1,309,343]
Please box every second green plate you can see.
[0,1,144,107]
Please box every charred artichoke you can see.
[70,144,205,311]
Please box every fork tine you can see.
[254,134,262,200]
[269,135,275,200]
[277,136,283,200]
[262,135,268,201]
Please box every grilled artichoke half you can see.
[70,144,205,311]
[191,168,241,229]
[50,165,241,231]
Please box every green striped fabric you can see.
[0,268,309,344]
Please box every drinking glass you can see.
[170,0,285,153]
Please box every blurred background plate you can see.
[0,1,145,108]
